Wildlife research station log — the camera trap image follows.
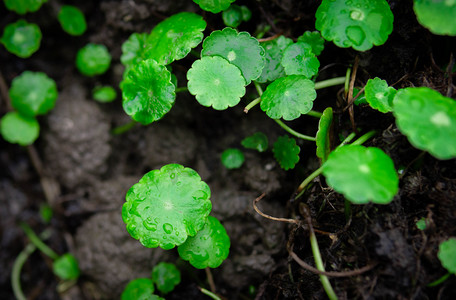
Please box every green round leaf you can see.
[201,27,265,84]
[10,71,58,116]
[178,216,230,269]
[121,278,155,300]
[145,12,206,65]
[256,36,293,83]
[297,31,325,56]
[222,5,243,28]
[241,132,268,152]
[76,43,111,76]
[58,5,87,36]
[240,5,252,22]
[273,135,300,170]
[281,42,320,78]
[316,107,333,163]
[221,148,245,169]
[193,0,235,13]
[53,253,80,280]
[3,0,48,15]
[364,77,396,113]
[121,33,149,69]
[393,87,456,160]
[122,59,175,125]
[151,262,181,294]
[187,56,246,110]
[92,86,117,103]
[122,164,212,250]
[415,217,427,231]
[414,0,456,36]
[0,112,39,146]
[438,238,456,274]
[315,0,394,51]
[260,75,317,121]
[323,145,399,204]
[1,19,42,58]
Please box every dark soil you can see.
[1,0,456,299]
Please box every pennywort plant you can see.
[3,0,48,15]
[58,5,87,36]
[0,19,42,58]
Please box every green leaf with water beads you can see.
[201,27,265,84]
[281,42,320,78]
[3,0,48,15]
[393,87,456,160]
[260,75,317,121]
[438,238,456,274]
[221,148,245,169]
[273,135,300,170]
[187,56,246,110]
[241,132,268,152]
[193,0,236,13]
[364,77,396,113]
[52,253,80,280]
[316,107,333,163]
[315,0,394,51]
[323,145,399,204]
[76,43,111,76]
[122,59,175,125]
[297,31,325,56]
[122,164,212,250]
[121,278,155,300]
[92,86,117,103]
[58,5,87,36]
[0,112,39,146]
[256,36,293,83]
[151,262,181,294]
[178,216,230,269]
[413,0,456,36]
[0,19,41,58]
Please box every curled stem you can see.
[275,119,316,141]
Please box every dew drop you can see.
[349,9,364,21]
[430,111,451,127]
[170,173,176,179]
[345,26,366,46]
[227,50,236,61]
[163,223,174,234]
[143,237,159,247]
[176,181,182,186]
[143,217,157,232]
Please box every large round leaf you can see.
[256,36,293,83]
[145,12,206,65]
[281,42,320,78]
[414,0,456,36]
[315,0,394,51]
[122,59,176,125]
[201,27,265,84]
[122,164,212,250]
[193,0,235,13]
[393,87,456,160]
[260,75,316,120]
[178,216,230,269]
[323,145,399,204]
[187,56,246,110]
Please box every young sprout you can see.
[76,43,111,76]
[151,262,181,294]
[121,278,156,300]
[58,5,87,36]
[364,77,396,113]
[1,19,42,58]
[393,87,456,160]
[297,31,325,56]
[315,0,394,51]
[92,86,117,103]
[256,36,293,83]
[192,0,236,13]
[0,111,40,146]
[316,107,333,163]
[3,0,48,15]
[241,132,269,152]
[222,4,251,28]
[221,148,245,169]
[438,238,456,274]
[52,253,80,280]
[273,135,300,170]
[413,0,456,36]
[281,42,320,78]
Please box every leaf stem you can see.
[275,119,316,141]
[344,68,351,95]
[314,77,346,90]
[307,110,323,118]
[351,130,377,146]
[244,97,261,113]
[199,287,222,300]
[254,81,264,96]
[427,272,452,287]
[111,120,138,135]
[295,166,324,200]
[20,222,59,260]
[338,132,357,148]
[175,87,188,93]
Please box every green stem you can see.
[275,119,316,141]
[427,272,452,287]
[111,120,138,135]
[200,287,222,300]
[351,130,377,146]
[175,87,188,93]
[244,97,261,113]
[307,110,323,118]
[254,81,264,96]
[309,230,338,300]
[344,68,351,95]
[314,77,346,90]
[295,166,324,200]
[20,222,59,260]
[344,199,352,222]
[337,132,357,148]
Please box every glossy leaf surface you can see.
[364,77,396,113]
[282,42,320,78]
[414,0,456,36]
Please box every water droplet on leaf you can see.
[163,223,174,234]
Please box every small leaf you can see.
[92,86,117,103]
[145,12,206,65]
[76,43,111,76]
[202,27,265,84]
[122,59,175,125]
[0,19,42,58]
[53,253,80,280]
[281,42,320,78]
[39,203,53,223]
[297,31,325,56]
[393,87,456,160]
[316,107,333,163]
[315,0,394,51]
[221,148,245,169]
[323,145,399,204]
[438,238,456,274]
[353,87,367,105]
[240,5,252,21]
[0,112,39,146]
[413,0,456,36]
[187,56,246,110]
[222,5,243,28]
[151,262,181,294]
[177,216,230,269]
[241,132,268,152]
[256,36,293,83]
[3,0,48,15]
[121,33,149,68]
[273,135,300,170]
[415,217,427,231]
[122,164,212,250]
[364,77,396,113]
[260,75,317,121]
[121,278,155,300]
[58,5,87,36]
[193,0,235,13]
